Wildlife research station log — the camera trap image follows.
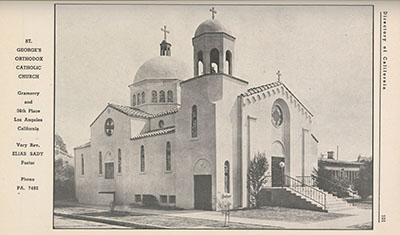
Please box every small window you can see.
[137,93,141,105]
[159,120,165,129]
[99,152,102,174]
[118,149,122,174]
[224,161,230,193]
[191,105,198,138]
[160,195,168,203]
[105,162,114,179]
[141,92,145,104]
[167,90,173,102]
[135,194,142,202]
[151,90,157,103]
[166,141,171,171]
[140,145,145,172]
[81,154,84,175]
[159,90,165,103]
[132,94,136,106]
[169,195,176,204]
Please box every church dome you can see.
[133,56,190,84]
[194,19,232,37]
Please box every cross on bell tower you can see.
[276,70,282,82]
[160,25,171,56]
[161,25,169,40]
[210,7,217,19]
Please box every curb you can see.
[54,212,167,229]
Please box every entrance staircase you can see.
[281,175,355,212]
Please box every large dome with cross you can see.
[133,56,190,84]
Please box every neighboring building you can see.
[74,12,319,210]
[318,153,365,184]
[55,145,74,166]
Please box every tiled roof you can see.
[240,81,281,97]
[109,103,179,119]
[108,103,153,118]
[131,126,175,140]
[74,142,91,150]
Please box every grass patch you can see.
[230,206,351,223]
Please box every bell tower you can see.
[160,25,171,56]
[192,7,235,77]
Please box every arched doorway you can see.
[193,158,212,210]
[270,98,290,186]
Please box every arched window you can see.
[132,95,136,106]
[191,105,197,138]
[118,149,122,173]
[99,152,102,174]
[140,145,145,172]
[166,142,171,171]
[81,154,84,175]
[137,93,141,105]
[167,90,173,102]
[151,90,157,103]
[159,90,165,103]
[141,92,145,104]
[224,161,230,193]
[197,51,204,76]
[225,50,232,75]
[210,48,219,73]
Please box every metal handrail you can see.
[284,175,326,210]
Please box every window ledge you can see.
[98,174,103,177]
[190,137,199,142]
[139,172,146,175]
[165,170,173,174]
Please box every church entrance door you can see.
[271,157,285,187]
[194,175,212,210]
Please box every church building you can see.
[74,9,319,211]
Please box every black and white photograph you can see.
[54,3,373,229]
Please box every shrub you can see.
[354,159,373,199]
[248,152,269,208]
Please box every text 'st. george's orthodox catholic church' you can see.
[74,8,319,211]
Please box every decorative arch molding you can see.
[193,158,212,175]
[104,151,114,162]
[271,140,285,157]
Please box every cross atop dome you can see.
[161,25,170,41]
[209,7,217,19]
[159,25,171,56]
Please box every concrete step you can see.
[284,186,353,213]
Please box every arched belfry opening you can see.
[197,51,204,76]
[192,8,236,77]
[225,50,232,75]
[210,48,219,73]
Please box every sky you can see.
[55,4,372,161]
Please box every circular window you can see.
[104,118,114,136]
[159,120,165,129]
[271,105,283,127]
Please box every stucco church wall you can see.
[175,75,217,209]
[149,114,175,131]
[240,85,315,207]
[214,75,247,209]
[122,133,176,206]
